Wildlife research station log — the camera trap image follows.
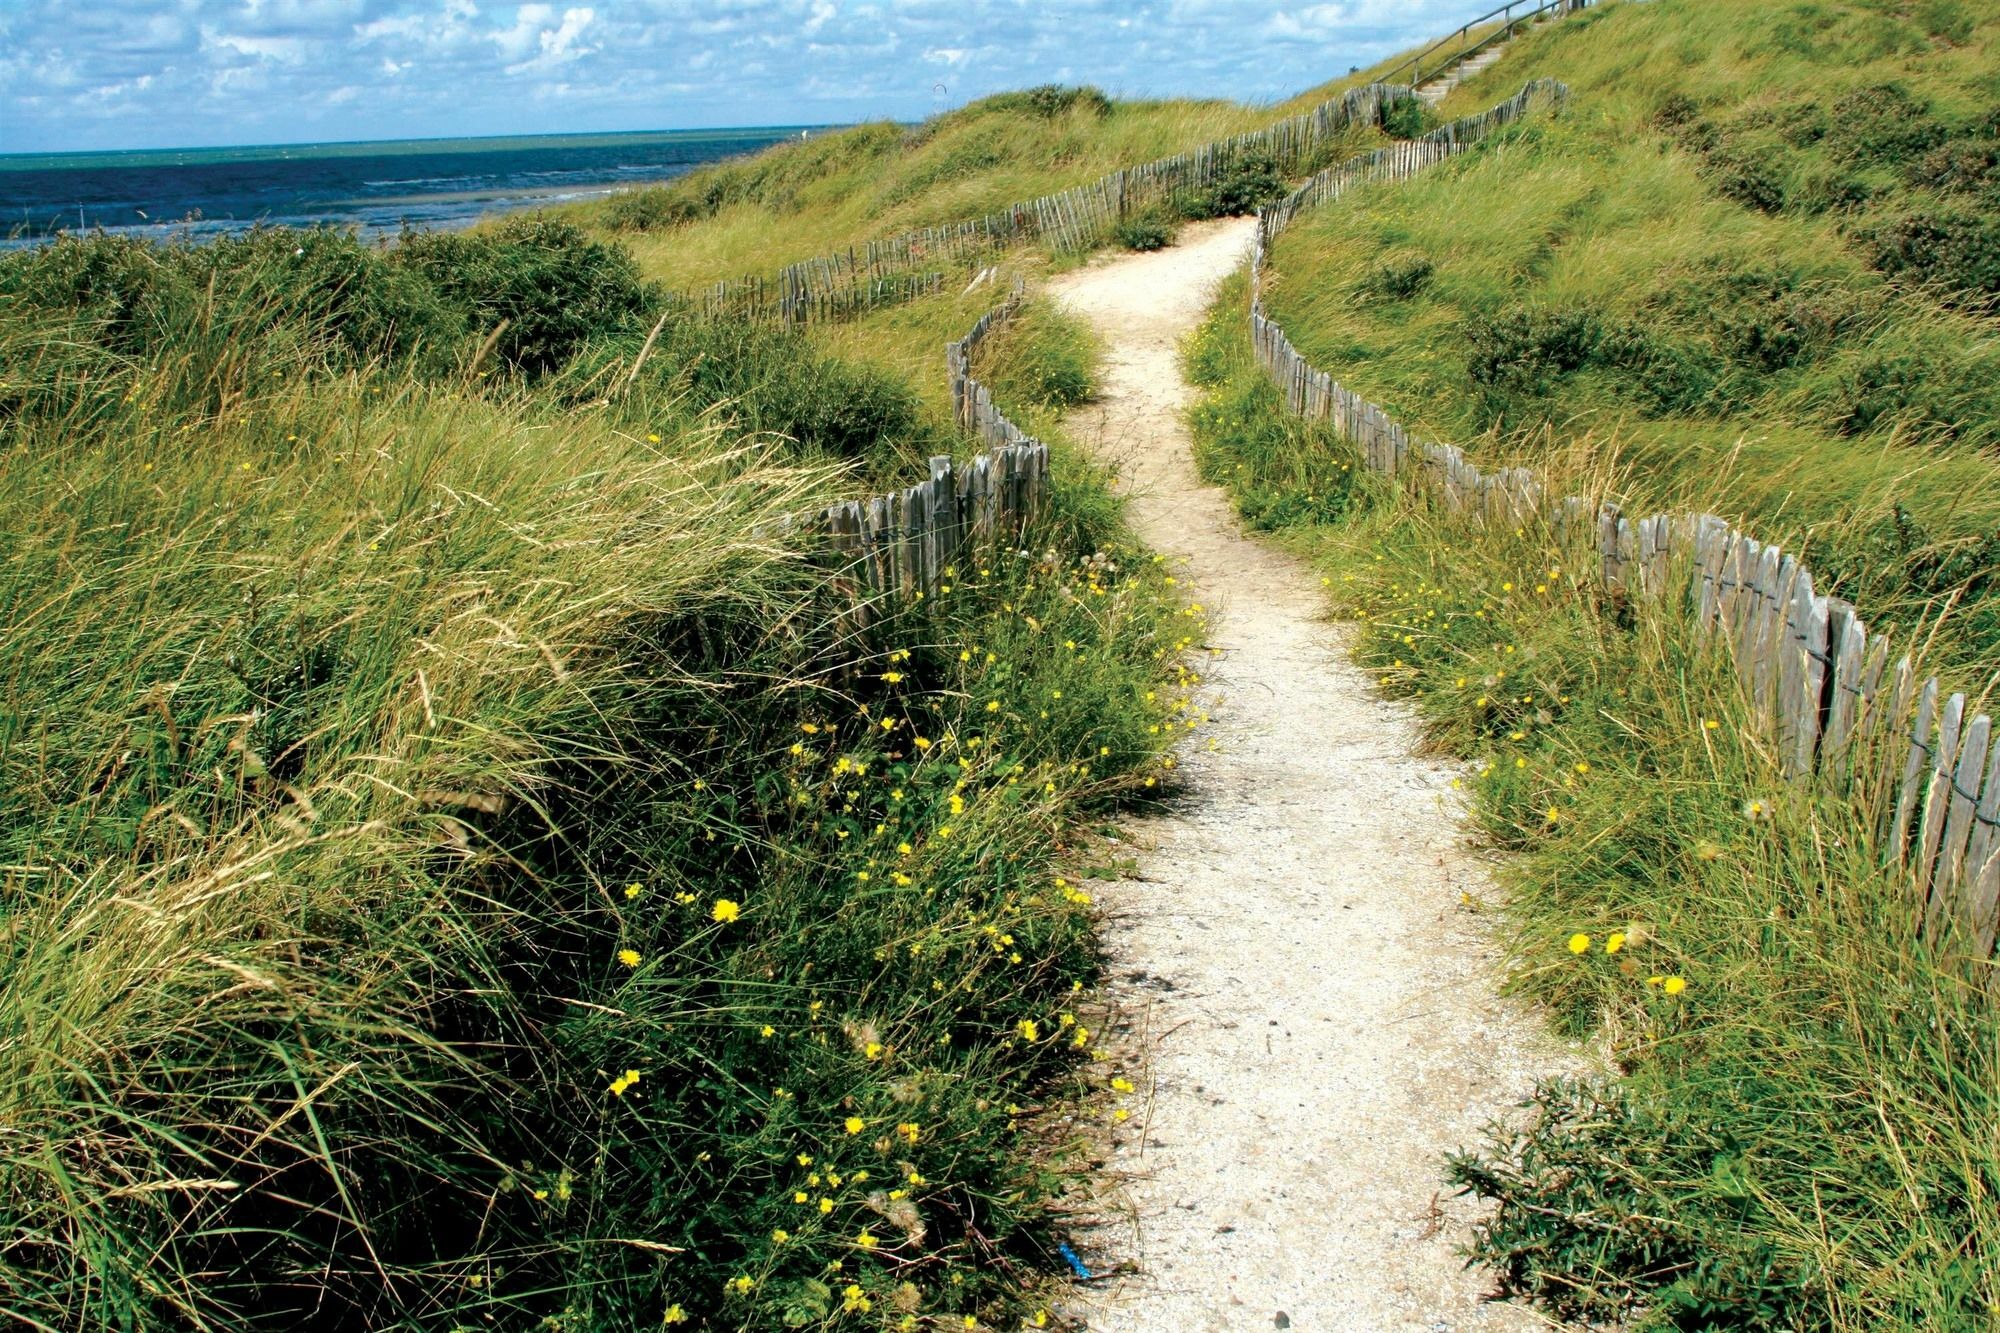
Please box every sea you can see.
[0,126,823,251]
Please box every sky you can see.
[0,0,1484,153]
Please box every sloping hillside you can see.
[564,70,1413,292]
[1188,1,2000,1327]
[0,217,1186,1328]
[1261,0,2000,663]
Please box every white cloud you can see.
[4,0,1477,151]
[491,3,553,60]
[503,5,596,74]
[205,30,309,64]
[356,14,426,41]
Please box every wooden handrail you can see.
[1380,0,1588,93]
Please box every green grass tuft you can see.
[0,217,1196,1328]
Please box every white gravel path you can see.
[1048,218,1570,1333]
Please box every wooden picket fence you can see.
[667,81,1418,327]
[1249,83,2000,956]
[668,270,947,325]
[796,279,1050,626]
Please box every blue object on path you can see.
[1057,1242,1092,1280]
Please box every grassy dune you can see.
[1264,0,2000,663]
[12,0,1992,1325]
[564,95,1273,290]
[0,219,1202,1327]
[1189,1,2000,1325]
[561,72,1414,293]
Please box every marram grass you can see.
[1188,214,1999,1328]
[1260,0,2000,667]
[0,230,1202,1329]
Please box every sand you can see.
[1046,217,1570,1332]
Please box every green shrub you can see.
[0,221,657,409]
[0,227,465,371]
[0,231,186,351]
[1450,1080,1812,1328]
[978,85,1113,120]
[1650,92,1703,131]
[1703,140,1789,212]
[1597,321,1728,416]
[1382,95,1432,140]
[1821,346,1990,440]
[1113,210,1176,251]
[393,217,652,374]
[977,300,1097,413]
[1177,151,1286,220]
[1183,274,1363,530]
[1464,304,1602,393]
[1823,83,1949,168]
[1355,252,1435,302]
[1855,205,2000,300]
[1786,164,1874,213]
[1918,0,1975,44]
[600,185,706,231]
[1904,137,2000,193]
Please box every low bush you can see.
[1184,275,1364,531]
[1355,252,1435,303]
[975,299,1098,413]
[1176,151,1286,220]
[599,185,706,231]
[979,85,1115,120]
[393,217,652,374]
[1703,140,1789,213]
[1381,95,1433,141]
[1450,1079,1811,1328]
[1904,137,2000,193]
[1855,206,2000,300]
[1823,83,1949,169]
[1464,303,1602,393]
[1113,210,1176,252]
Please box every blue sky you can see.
[0,1,1480,153]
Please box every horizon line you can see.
[0,119,879,163]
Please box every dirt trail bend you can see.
[1049,218,1566,1331]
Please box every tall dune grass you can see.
[1188,160,2000,1332]
[0,224,1196,1328]
[1258,0,2000,665]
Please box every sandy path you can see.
[1049,218,1566,1332]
